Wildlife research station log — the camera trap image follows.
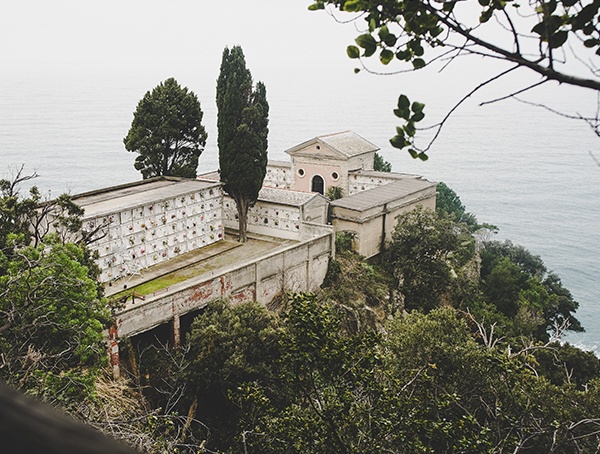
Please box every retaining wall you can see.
[113,225,334,338]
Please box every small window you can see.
[297,168,305,177]
[316,145,321,150]
[331,172,339,181]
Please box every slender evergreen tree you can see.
[124,78,207,179]
[216,46,269,243]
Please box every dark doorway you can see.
[311,175,324,194]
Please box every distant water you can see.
[1,68,598,353]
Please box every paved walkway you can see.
[105,233,294,299]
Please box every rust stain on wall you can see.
[185,281,215,303]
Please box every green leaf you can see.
[378,25,390,39]
[398,95,410,110]
[396,50,410,61]
[443,1,456,12]
[308,3,325,11]
[550,30,568,48]
[394,108,411,120]
[364,45,377,58]
[369,17,377,32]
[411,101,425,113]
[417,152,429,161]
[408,148,419,159]
[355,33,377,50]
[347,45,361,59]
[532,21,546,37]
[383,33,398,47]
[380,49,394,65]
[354,67,361,73]
[408,39,422,51]
[584,38,599,48]
[390,135,408,149]
[342,0,361,12]
[430,26,444,38]
[480,8,494,23]
[412,58,426,69]
[411,112,425,122]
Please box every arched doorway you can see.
[311,175,324,194]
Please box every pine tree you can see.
[216,46,269,243]
[124,78,207,179]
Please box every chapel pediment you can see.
[285,131,379,161]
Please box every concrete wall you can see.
[348,173,399,195]
[263,162,293,189]
[113,225,334,338]
[222,194,329,240]
[332,191,436,258]
[222,196,304,240]
[86,186,224,283]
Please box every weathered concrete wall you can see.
[222,197,304,240]
[86,184,224,282]
[263,161,293,189]
[332,190,436,258]
[113,225,334,339]
[348,173,400,195]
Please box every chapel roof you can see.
[284,131,380,159]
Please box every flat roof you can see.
[267,160,291,168]
[258,187,323,207]
[74,178,220,219]
[349,170,423,180]
[330,178,435,212]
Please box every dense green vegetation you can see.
[125,182,598,453]
[0,169,108,409]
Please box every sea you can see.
[1,1,598,353]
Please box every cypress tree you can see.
[216,46,269,243]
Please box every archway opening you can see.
[311,175,324,194]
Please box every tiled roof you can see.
[285,131,379,159]
[318,131,379,157]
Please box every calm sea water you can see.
[1,65,598,352]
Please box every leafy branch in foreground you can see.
[309,0,600,158]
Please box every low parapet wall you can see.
[112,224,334,339]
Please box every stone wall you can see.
[113,225,334,338]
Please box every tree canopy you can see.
[216,46,269,243]
[0,171,108,409]
[166,295,600,453]
[309,0,600,158]
[124,78,207,179]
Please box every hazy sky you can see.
[0,1,358,83]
